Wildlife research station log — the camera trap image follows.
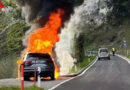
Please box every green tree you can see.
[6,22,27,54]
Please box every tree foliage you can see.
[0,0,28,56]
[6,22,27,53]
[108,0,130,19]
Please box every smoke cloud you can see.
[15,0,75,26]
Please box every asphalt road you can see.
[0,77,71,90]
[53,56,130,90]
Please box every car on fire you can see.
[98,48,110,60]
[23,53,55,80]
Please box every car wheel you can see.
[98,58,100,60]
[108,57,110,60]
[50,72,55,80]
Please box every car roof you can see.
[99,48,108,49]
[99,48,108,50]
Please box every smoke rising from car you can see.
[15,0,74,24]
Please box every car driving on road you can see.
[98,48,110,60]
[23,53,55,80]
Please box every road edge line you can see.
[116,54,130,64]
[49,57,98,90]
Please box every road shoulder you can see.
[116,54,130,64]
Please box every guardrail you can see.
[85,51,98,56]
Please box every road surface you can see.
[53,56,130,90]
[0,76,71,90]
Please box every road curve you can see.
[53,56,130,90]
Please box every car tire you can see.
[98,58,100,60]
[50,72,55,80]
[108,57,110,60]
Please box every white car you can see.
[98,48,110,60]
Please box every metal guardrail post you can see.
[21,64,24,90]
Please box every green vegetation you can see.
[73,34,86,62]
[127,54,130,58]
[0,54,19,78]
[0,0,28,79]
[108,0,130,19]
[70,56,95,73]
[0,86,43,90]
[0,0,27,56]
[6,22,27,53]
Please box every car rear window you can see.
[100,49,108,52]
[26,53,51,61]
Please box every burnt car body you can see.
[23,53,55,80]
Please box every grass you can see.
[0,86,43,90]
[127,54,130,58]
[0,54,19,79]
[70,56,95,73]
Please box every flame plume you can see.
[27,9,64,53]
[26,9,64,79]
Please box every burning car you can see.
[23,52,55,80]
[17,9,62,80]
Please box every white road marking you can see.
[116,54,130,64]
[49,57,98,90]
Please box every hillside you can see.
[72,0,130,60]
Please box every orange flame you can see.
[26,9,64,79]
[54,62,60,79]
[27,9,64,53]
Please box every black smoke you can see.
[15,0,75,26]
